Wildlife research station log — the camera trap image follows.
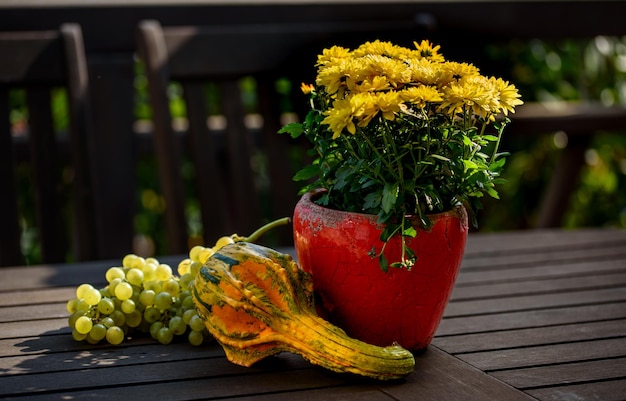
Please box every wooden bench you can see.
[508,101,626,228]
[135,20,313,252]
[0,24,97,266]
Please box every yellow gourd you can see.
[192,242,415,380]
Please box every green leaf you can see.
[482,134,500,141]
[363,191,382,210]
[379,254,389,273]
[334,165,354,190]
[293,165,319,181]
[463,159,479,171]
[402,225,417,238]
[431,154,451,162]
[379,222,400,242]
[381,182,399,214]
[278,122,303,138]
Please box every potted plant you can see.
[281,40,522,350]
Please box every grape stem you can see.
[234,217,291,243]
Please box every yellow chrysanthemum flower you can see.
[353,40,410,60]
[301,83,315,95]
[316,63,348,95]
[322,98,357,138]
[439,75,496,119]
[348,75,390,93]
[400,85,443,108]
[374,91,403,121]
[316,45,351,66]
[407,58,442,86]
[438,62,481,87]
[491,77,524,115]
[413,40,445,62]
[360,55,412,88]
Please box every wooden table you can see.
[1,228,625,400]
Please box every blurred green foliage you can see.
[478,36,626,231]
[10,36,626,263]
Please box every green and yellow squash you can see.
[192,242,415,380]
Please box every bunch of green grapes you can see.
[66,235,236,346]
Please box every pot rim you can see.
[301,188,468,226]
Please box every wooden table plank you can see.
[432,319,626,353]
[491,357,626,388]
[451,271,626,300]
[526,379,626,401]
[456,338,626,371]
[437,302,626,336]
[445,287,626,317]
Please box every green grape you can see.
[182,308,196,324]
[189,261,202,277]
[168,316,186,335]
[142,262,157,281]
[161,279,180,297]
[72,329,88,342]
[189,246,203,263]
[86,335,101,345]
[154,291,173,310]
[68,311,83,328]
[110,310,126,327]
[130,255,146,270]
[75,315,93,334]
[179,274,194,292]
[157,327,174,344]
[106,326,125,345]
[89,323,107,341]
[144,281,161,293]
[181,295,194,310]
[100,316,115,328]
[97,298,115,315]
[215,236,234,250]
[155,264,172,281]
[149,321,163,339]
[105,267,125,283]
[76,283,94,299]
[145,257,160,268]
[138,289,156,306]
[66,298,78,313]
[126,268,144,286]
[83,287,102,306]
[121,299,136,313]
[125,310,142,327]
[189,314,205,332]
[122,254,138,268]
[143,307,161,323]
[108,277,123,294]
[115,282,133,301]
[99,287,112,298]
[188,330,203,346]
[75,299,91,312]
[177,258,192,275]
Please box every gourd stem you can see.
[285,312,415,380]
[239,217,291,243]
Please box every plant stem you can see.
[238,217,291,243]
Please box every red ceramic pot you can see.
[292,188,468,351]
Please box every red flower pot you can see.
[293,189,468,350]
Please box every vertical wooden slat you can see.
[182,82,233,242]
[220,80,259,236]
[60,23,98,261]
[256,75,297,231]
[536,134,591,228]
[0,89,24,266]
[137,20,188,254]
[26,87,67,263]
